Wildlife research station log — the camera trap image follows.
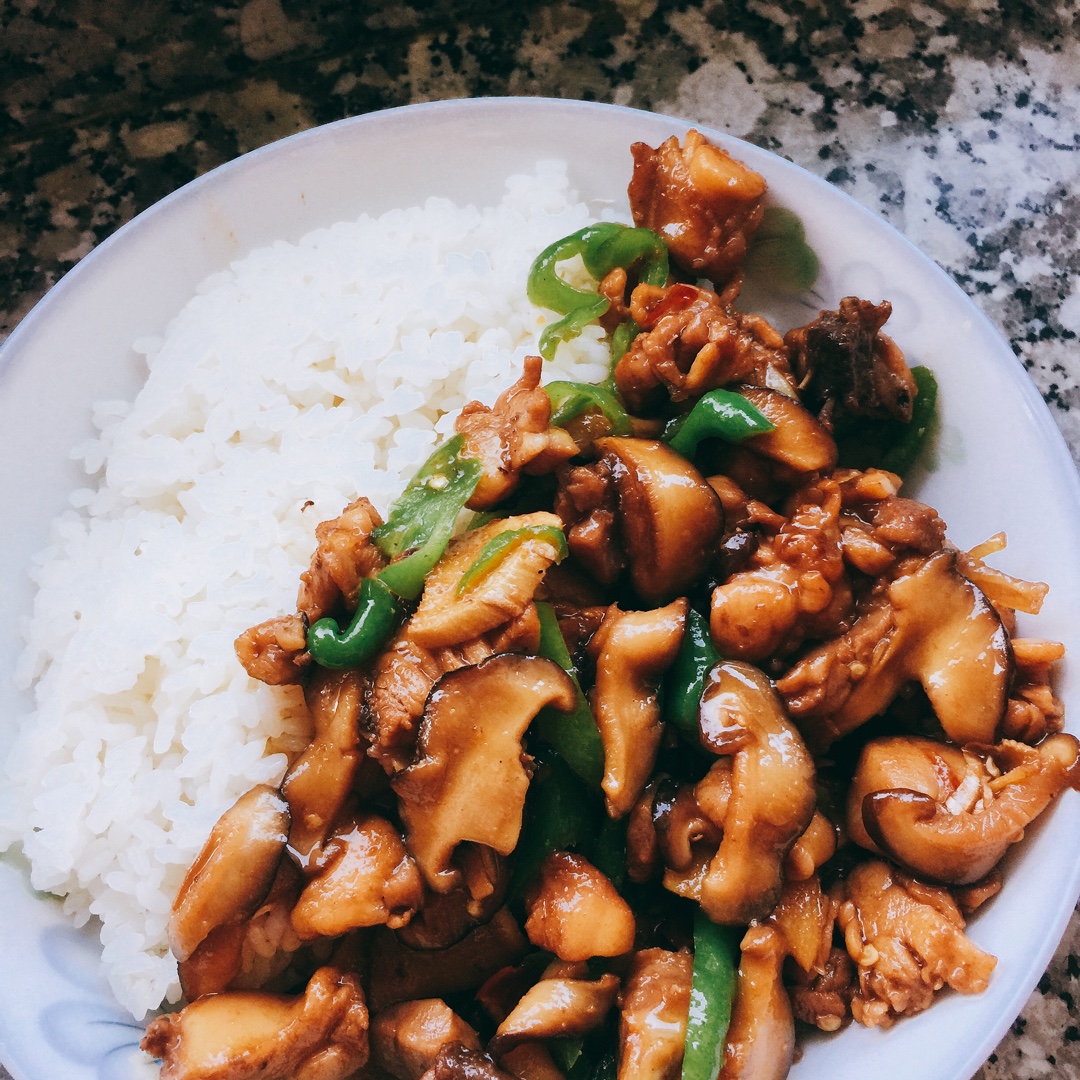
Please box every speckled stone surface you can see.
[1,1,1078,1078]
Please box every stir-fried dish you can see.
[141,131,1076,1080]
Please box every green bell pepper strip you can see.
[306,576,400,670]
[581,814,627,892]
[610,319,640,366]
[682,910,740,1080]
[528,223,669,361]
[545,380,633,436]
[456,525,568,597]
[880,365,938,476]
[371,434,483,600]
[531,602,606,789]
[664,389,776,460]
[509,753,594,901]
[666,608,721,740]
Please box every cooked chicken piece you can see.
[617,948,693,1080]
[370,999,481,1080]
[367,909,528,1012]
[456,356,579,510]
[769,874,838,977]
[613,282,789,414]
[394,655,576,892]
[589,600,687,818]
[836,859,996,1028]
[523,852,635,960]
[141,966,369,1080]
[785,297,917,428]
[419,1042,517,1080]
[409,512,563,649]
[291,811,424,939]
[284,667,364,867]
[788,946,855,1034]
[710,476,851,662]
[297,496,387,622]
[493,962,620,1053]
[235,614,310,685]
[169,785,290,963]
[553,458,626,587]
[627,129,767,287]
[497,1042,565,1080]
[778,550,1012,750]
[718,925,794,1080]
[367,605,541,774]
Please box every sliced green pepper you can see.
[306,576,400,670]
[528,223,669,361]
[666,608,721,740]
[545,380,633,437]
[880,365,938,475]
[510,753,594,901]
[834,365,939,478]
[371,434,482,600]
[682,910,740,1080]
[581,814,627,892]
[456,525,568,597]
[664,389,776,460]
[531,602,605,789]
[742,206,820,295]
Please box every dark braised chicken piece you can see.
[628,129,767,288]
[836,860,996,1028]
[785,297,917,429]
[234,613,310,686]
[710,475,851,663]
[141,966,370,1080]
[298,496,387,622]
[235,495,387,685]
[613,282,790,414]
[370,999,482,1080]
[456,354,578,510]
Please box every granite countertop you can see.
[1,1,1078,1077]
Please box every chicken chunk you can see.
[141,966,369,1080]
[613,282,789,414]
[710,476,851,662]
[785,297,917,428]
[456,356,579,510]
[628,130,767,287]
[370,999,481,1080]
[234,614,310,686]
[297,496,387,622]
[836,860,996,1028]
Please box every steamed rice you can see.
[0,162,615,1018]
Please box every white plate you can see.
[1,97,1078,1080]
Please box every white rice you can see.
[0,162,615,1018]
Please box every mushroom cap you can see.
[594,437,724,605]
[393,654,576,892]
